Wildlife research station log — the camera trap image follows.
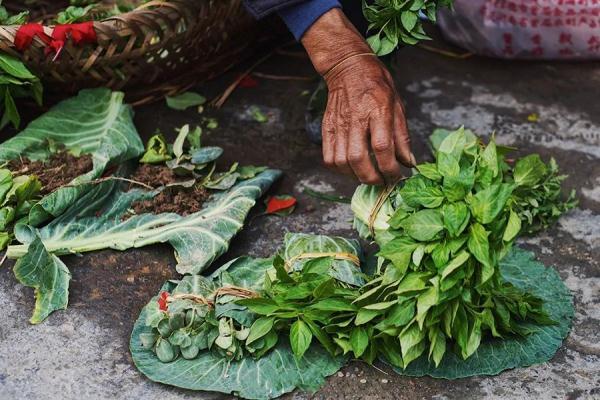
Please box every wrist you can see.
[301,8,373,76]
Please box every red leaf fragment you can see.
[265,195,297,216]
[157,291,169,311]
[239,74,259,88]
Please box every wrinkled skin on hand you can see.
[302,8,415,185]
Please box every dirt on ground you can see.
[8,150,93,195]
[128,164,210,216]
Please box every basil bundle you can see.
[349,127,576,368]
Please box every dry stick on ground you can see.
[0,253,7,268]
[210,52,274,109]
[417,44,473,59]
[252,72,315,81]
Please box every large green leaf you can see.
[8,170,281,322]
[13,234,70,324]
[391,248,574,378]
[282,233,365,286]
[0,89,144,225]
[130,257,345,399]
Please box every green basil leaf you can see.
[503,209,522,242]
[290,319,312,358]
[350,326,369,357]
[386,300,416,327]
[467,223,494,284]
[416,162,442,181]
[443,202,470,237]
[428,326,446,367]
[246,316,276,345]
[310,298,356,312]
[400,209,444,241]
[469,183,513,224]
[355,308,380,325]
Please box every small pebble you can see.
[359,379,367,384]
[381,379,389,384]
[126,276,135,283]
[337,372,344,378]
[345,372,350,377]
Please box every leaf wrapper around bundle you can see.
[130,255,345,400]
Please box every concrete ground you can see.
[0,35,599,400]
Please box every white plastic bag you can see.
[438,0,600,60]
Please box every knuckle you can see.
[348,150,366,164]
[361,175,382,185]
[372,139,392,153]
[334,156,347,168]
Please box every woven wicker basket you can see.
[0,0,260,105]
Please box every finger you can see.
[322,102,336,170]
[333,100,353,176]
[348,121,383,185]
[393,102,416,167]
[370,109,404,182]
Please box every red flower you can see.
[265,195,297,216]
[158,291,169,311]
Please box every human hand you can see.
[301,9,415,185]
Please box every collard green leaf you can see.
[351,184,395,240]
[0,89,144,225]
[13,235,71,324]
[8,171,280,322]
[9,170,280,275]
[393,248,573,379]
[282,233,364,286]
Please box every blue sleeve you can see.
[278,0,341,40]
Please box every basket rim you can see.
[0,0,196,44]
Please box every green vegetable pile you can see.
[363,0,454,55]
[138,127,577,372]
[141,278,256,363]
[0,168,40,249]
[348,127,576,367]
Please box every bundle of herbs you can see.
[347,127,576,367]
[363,0,454,55]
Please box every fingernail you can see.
[409,152,417,167]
